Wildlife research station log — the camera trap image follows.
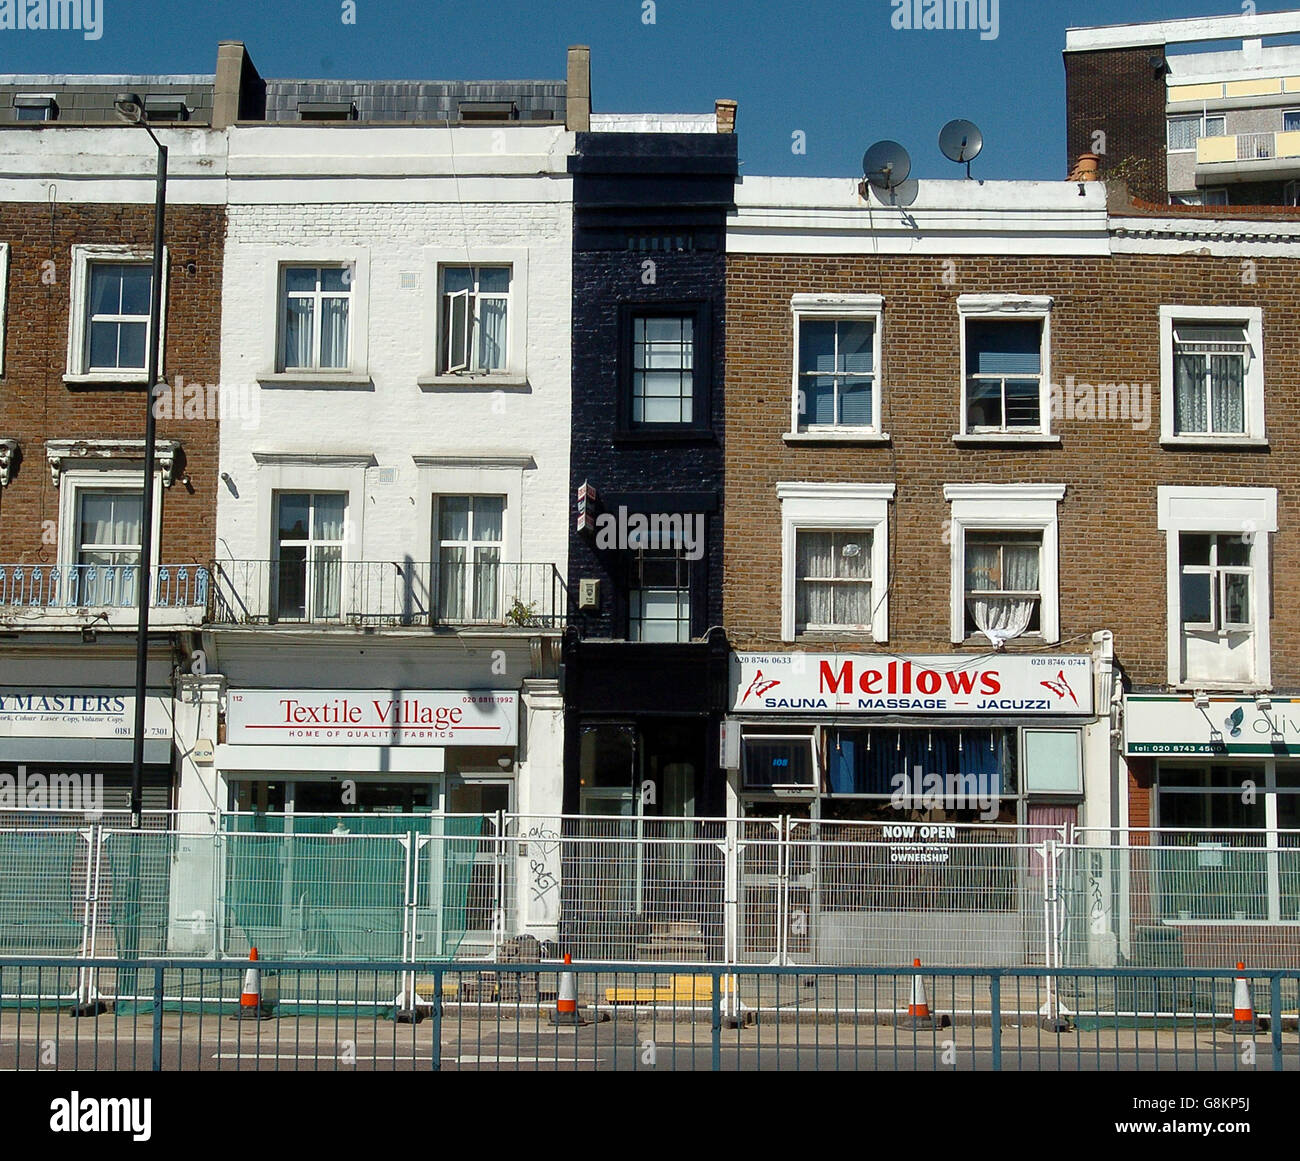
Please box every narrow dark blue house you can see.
[563,121,738,822]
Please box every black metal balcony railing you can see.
[0,563,209,610]
[209,559,568,628]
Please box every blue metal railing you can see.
[0,563,209,609]
[0,958,1296,1072]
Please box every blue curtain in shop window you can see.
[827,729,1008,797]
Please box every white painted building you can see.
[196,123,574,905]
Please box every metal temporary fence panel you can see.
[783,825,1049,967]
[0,827,92,957]
[506,815,727,964]
[217,832,410,961]
[1061,838,1300,974]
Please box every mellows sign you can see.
[226,690,518,746]
[732,654,1092,716]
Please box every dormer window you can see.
[13,94,57,122]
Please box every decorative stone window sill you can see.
[258,372,373,389]
[952,433,1061,446]
[1160,437,1269,450]
[417,374,530,392]
[784,430,891,444]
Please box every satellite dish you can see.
[939,119,983,178]
[862,140,911,191]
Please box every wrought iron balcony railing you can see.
[0,563,209,610]
[209,559,568,628]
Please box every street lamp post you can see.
[117,95,166,1009]
[115,93,168,833]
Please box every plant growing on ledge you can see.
[505,598,540,627]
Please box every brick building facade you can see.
[0,126,225,811]
[722,176,1300,867]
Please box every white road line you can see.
[211,1052,602,1063]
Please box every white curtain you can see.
[319,297,349,368]
[1209,354,1244,433]
[311,496,345,619]
[797,531,870,628]
[1174,353,1206,433]
[477,298,507,371]
[283,298,313,369]
[966,539,1038,645]
[77,492,142,607]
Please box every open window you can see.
[1158,486,1276,688]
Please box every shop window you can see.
[439,265,511,375]
[1153,762,1300,922]
[274,492,346,622]
[741,735,816,791]
[963,531,1042,640]
[1160,307,1264,444]
[826,727,1016,809]
[1021,729,1083,797]
[628,546,691,642]
[435,495,504,623]
[1158,486,1275,688]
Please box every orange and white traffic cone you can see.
[1232,962,1258,1032]
[898,958,950,1028]
[235,946,272,1021]
[549,953,586,1026]
[908,959,932,1025]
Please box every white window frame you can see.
[437,265,512,376]
[787,294,887,442]
[65,245,169,384]
[248,453,371,616]
[1159,306,1265,446]
[278,265,354,373]
[777,482,894,642]
[955,295,1055,442]
[944,484,1065,645]
[0,242,8,378]
[255,248,370,385]
[434,493,508,624]
[272,490,349,622]
[1178,533,1254,633]
[420,246,529,389]
[1167,114,1226,151]
[1157,486,1276,690]
[56,468,163,578]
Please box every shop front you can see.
[0,687,176,817]
[1124,694,1300,930]
[728,652,1095,828]
[217,688,521,819]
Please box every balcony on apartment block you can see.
[0,562,210,629]
[1195,130,1300,184]
[209,558,568,630]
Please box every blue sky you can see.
[0,1,1292,179]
